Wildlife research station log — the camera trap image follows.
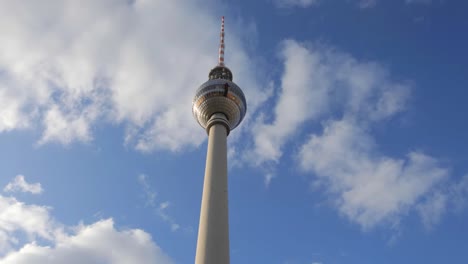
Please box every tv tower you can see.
[192,16,247,264]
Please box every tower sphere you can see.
[192,65,247,133]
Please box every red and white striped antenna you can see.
[218,16,225,66]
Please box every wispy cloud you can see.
[417,191,447,230]
[138,174,157,207]
[450,174,468,211]
[272,0,376,9]
[357,0,377,9]
[417,174,468,229]
[137,174,181,232]
[158,202,181,232]
[273,0,320,9]
[405,0,432,4]
[3,175,43,194]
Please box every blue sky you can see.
[0,0,467,263]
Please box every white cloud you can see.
[0,193,173,264]
[243,39,456,229]
[0,87,29,132]
[247,40,409,168]
[0,219,173,264]
[246,41,331,166]
[0,195,59,253]
[0,0,265,151]
[3,175,43,194]
[299,119,448,229]
[274,0,320,8]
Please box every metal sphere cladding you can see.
[192,66,247,132]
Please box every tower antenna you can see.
[218,16,225,66]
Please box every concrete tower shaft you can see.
[195,113,229,264]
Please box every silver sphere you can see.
[193,78,247,133]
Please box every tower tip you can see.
[218,16,225,66]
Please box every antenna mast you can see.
[218,16,225,66]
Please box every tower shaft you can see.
[195,114,230,264]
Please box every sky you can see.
[0,0,467,263]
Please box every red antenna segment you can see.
[218,16,225,66]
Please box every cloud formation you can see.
[273,0,320,8]
[357,0,377,9]
[0,195,58,253]
[247,40,409,168]
[138,174,181,232]
[0,193,173,264]
[242,39,458,229]
[299,119,448,229]
[3,175,43,194]
[406,0,432,4]
[0,0,264,151]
